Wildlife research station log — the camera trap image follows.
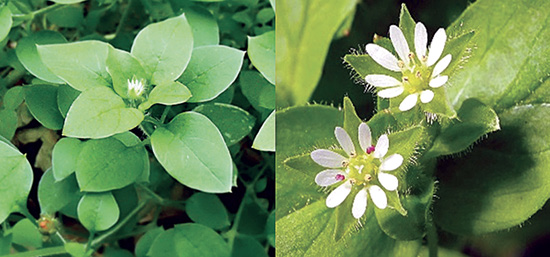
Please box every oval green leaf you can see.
[38,169,81,214]
[139,81,192,110]
[37,41,111,91]
[24,84,64,130]
[75,132,148,192]
[252,111,274,152]
[151,112,233,193]
[193,103,255,146]
[0,141,33,224]
[186,193,230,230]
[131,13,193,85]
[179,45,245,102]
[52,137,83,181]
[0,6,12,43]
[77,192,120,232]
[147,223,230,257]
[63,87,144,139]
[247,31,275,84]
[15,30,67,84]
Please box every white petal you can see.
[373,134,389,159]
[429,76,448,88]
[358,123,372,153]
[315,169,345,187]
[432,54,452,77]
[377,86,404,98]
[369,185,388,209]
[379,153,404,171]
[378,172,399,191]
[335,127,355,157]
[389,25,410,66]
[427,28,447,66]
[420,90,435,103]
[365,74,402,88]
[326,180,352,208]
[414,22,428,59]
[352,189,368,219]
[311,149,347,168]
[399,93,418,111]
[365,44,401,72]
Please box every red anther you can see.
[335,174,345,181]
[366,145,376,154]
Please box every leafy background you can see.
[0,0,274,256]
[277,0,550,256]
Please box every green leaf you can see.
[186,192,230,230]
[239,70,275,111]
[11,219,42,248]
[0,140,33,224]
[3,86,25,110]
[425,98,500,158]
[231,235,267,257]
[37,41,111,91]
[139,81,192,110]
[52,137,83,181]
[179,45,245,102]
[445,0,550,111]
[63,87,144,139]
[135,227,164,257]
[75,132,149,192]
[46,5,84,28]
[15,30,67,84]
[106,47,148,98]
[151,112,233,193]
[0,232,11,255]
[0,109,17,140]
[184,6,219,47]
[57,84,80,118]
[193,103,255,146]
[0,6,12,43]
[252,111,274,152]
[131,13,193,85]
[64,242,89,257]
[51,0,86,3]
[38,169,81,214]
[434,104,550,235]
[24,84,64,130]
[77,192,120,232]
[265,211,275,247]
[147,223,230,257]
[276,0,356,106]
[248,30,275,84]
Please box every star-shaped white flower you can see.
[127,77,146,97]
[365,22,452,111]
[311,123,404,219]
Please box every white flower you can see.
[127,77,146,97]
[311,123,404,219]
[365,22,452,111]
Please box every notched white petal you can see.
[326,180,352,208]
[373,134,389,159]
[365,44,401,72]
[311,149,347,168]
[365,74,402,88]
[378,172,399,191]
[415,22,428,59]
[427,28,447,66]
[358,123,372,153]
[369,185,388,209]
[432,54,452,77]
[399,93,418,111]
[379,153,404,171]
[315,169,345,187]
[420,90,435,103]
[377,86,404,98]
[335,127,355,157]
[429,76,448,88]
[389,25,410,66]
[352,189,368,219]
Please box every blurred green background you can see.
[288,0,550,256]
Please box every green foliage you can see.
[147,224,230,257]
[77,192,120,232]
[252,110,275,152]
[248,31,275,85]
[0,140,33,224]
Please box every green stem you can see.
[90,201,147,247]
[19,208,37,226]
[2,246,66,257]
[427,216,438,257]
[31,3,62,16]
[160,106,171,124]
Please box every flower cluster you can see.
[365,22,451,111]
[127,76,147,98]
[311,123,404,219]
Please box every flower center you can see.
[401,52,432,94]
[345,153,380,186]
